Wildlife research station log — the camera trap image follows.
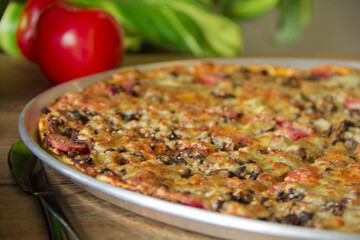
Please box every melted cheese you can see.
[39,62,360,233]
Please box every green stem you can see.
[0,0,9,21]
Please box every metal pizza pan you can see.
[18,58,360,240]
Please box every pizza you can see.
[39,61,360,233]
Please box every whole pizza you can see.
[39,61,360,233]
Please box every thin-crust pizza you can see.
[39,61,360,233]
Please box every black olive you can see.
[68,151,79,158]
[119,146,127,152]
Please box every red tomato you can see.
[36,2,124,84]
[16,0,57,62]
[344,95,360,110]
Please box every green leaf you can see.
[225,0,279,20]
[0,1,23,55]
[69,0,242,56]
[0,0,10,21]
[274,0,315,43]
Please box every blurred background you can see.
[1,0,359,58]
[241,0,360,58]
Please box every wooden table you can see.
[1,54,359,240]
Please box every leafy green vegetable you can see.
[274,0,315,43]
[0,1,23,55]
[0,0,316,57]
[222,0,279,20]
[0,0,10,21]
[69,0,242,56]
